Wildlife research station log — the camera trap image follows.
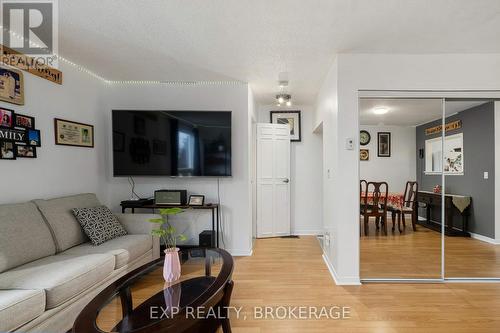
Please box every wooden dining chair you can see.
[400,181,419,231]
[359,179,368,236]
[360,182,389,236]
[388,181,418,232]
[360,180,368,211]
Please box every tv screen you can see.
[112,111,231,176]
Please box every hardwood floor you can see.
[360,216,500,278]
[229,236,500,332]
[96,236,500,332]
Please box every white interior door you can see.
[256,123,290,238]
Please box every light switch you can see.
[484,172,489,179]
[345,138,354,150]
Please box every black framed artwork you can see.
[0,107,14,128]
[188,195,205,206]
[0,140,16,160]
[0,110,41,161]
[270,110,301,142]
[377,132,391,157]
[27,129,41,147]
[15,144,36,158]
[14,113,35,129]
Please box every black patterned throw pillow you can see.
[72,206,127,246]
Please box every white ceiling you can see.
[359,99,490,126]
[59,0,500,105]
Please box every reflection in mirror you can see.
[443,99,500,278]
[359,98,442,279]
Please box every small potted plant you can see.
[149,208,187,282]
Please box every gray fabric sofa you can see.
[0,193,160,333]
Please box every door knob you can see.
[283,178,290,183]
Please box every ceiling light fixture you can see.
[373,107,389,115]
[276,93,291,107]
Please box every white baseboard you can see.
[322,254,361,286]
[292,230,323,236]
[227,248,253,256]
[470,232,500,245]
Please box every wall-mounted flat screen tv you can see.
[112,110,231,177]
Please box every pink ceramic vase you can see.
[163,248,181,282]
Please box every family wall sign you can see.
[0,107,40,160]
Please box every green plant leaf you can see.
[148,218,164,223]
[151,229,165,237]
[178,234,187,241]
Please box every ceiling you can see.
[359,99,490,126]
[59,1,500,105]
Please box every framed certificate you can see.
[54,118,94,148]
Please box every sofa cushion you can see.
[33,193,101,252]
[0,289,46,332]
[72,206,127,246]
[0,202,56,273]
[63,234,153,269]
[0,253,114,309]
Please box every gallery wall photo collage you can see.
[0,107,41,160]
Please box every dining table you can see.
[361,191,404,210]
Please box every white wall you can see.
[257,105,323,235]
[248,87,258,240]
[495,101,500,242]
[313,60,343,281]
[315,54,500,284]
[102,83,253,256]
[359,125,416,193]
[0,63,106,204]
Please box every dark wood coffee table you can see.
[72,248,234,333]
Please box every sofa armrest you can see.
[115,213,160,234]
[115,213,161,259]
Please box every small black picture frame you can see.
[377,132,391,157]
[27,129,41,147]
[0,140,16,160]
[0,107,14,128]
[188,195,205,206]
[15,144,36,158]
[14,113,35,129]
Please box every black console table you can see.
[120,200,220,248]
[417,191,471,237]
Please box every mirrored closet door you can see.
[443,99,500,279]
[359,98,444,280]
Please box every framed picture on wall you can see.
[360,149,369,161]
[27,129,41,146]
[15,144,36,158]
[54,118,94,148]
[270,110,301,142]
[0,141,16,160]
[188,195,205,206]
[14,113,35,129]
[0,107,14,128]
[0,67,24,105]
[377,132,391,157]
